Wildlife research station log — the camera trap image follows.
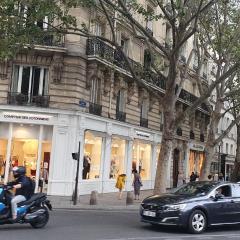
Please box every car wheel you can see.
[188,210,207,234]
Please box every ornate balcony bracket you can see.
[0,60,8,80]
[127,82,136,104]
[52,53,64,83]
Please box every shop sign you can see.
[135,131,151,139]
[79,99,87,108]
[190,143,205,151]
[2,112,52,122]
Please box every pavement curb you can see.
[53,207,139,211]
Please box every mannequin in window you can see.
[110,159,117,179]
[82,153,91,179]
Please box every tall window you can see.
[116,89,125,113]
[90,78,101,104]
[94,22,105,37]
[165,24,171,47]
[226,143,229,154]
[141,99,149,119]
[120,36,129,56]
[146,6,153,34]
[230,144,233,155]
[12,65,48,99]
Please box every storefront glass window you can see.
[83,131,103,180]
[110,138,126,179]
[189,150,204,176]
[132,141,151,180]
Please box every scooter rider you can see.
[8,166,32,221]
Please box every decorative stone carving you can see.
[127,82,135,104]
[0,60,8,80]
[138,87,148,107]
[86,62,103,89]
[52,53,64,83]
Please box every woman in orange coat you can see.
[115,174,126,200]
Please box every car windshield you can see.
[174,182,218,196]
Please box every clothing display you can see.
[82,155,91,179]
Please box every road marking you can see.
[99,233,240,240]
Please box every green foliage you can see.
[0,0,78,59]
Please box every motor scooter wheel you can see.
[30,207,49,229]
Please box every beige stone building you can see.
[0,1,213,196]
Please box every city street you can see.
[1,210,240,240]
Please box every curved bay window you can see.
[83,131,103,180]
[132,141,151,180]
[110,138,126,179]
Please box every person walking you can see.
[132,170,142,200]
[190,172,196,182]
[115,174,126,200]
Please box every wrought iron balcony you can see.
[190,130,195,140]
[33,34,65,48]
[200,133,205,142]
[8,92,50,107]
[176,127,182,136]
[89,102,102,116]
[86,38,209,113]
[116,110,126,122]
[140,117,148,128]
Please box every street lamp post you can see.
[72,141,81,205]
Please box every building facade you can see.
[0,1,228,196]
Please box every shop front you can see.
[188,143,205,178]
[0,111,54,193]
[78,117,161,195]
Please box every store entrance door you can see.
[173,149,180,188]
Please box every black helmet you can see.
[12,166,26,178]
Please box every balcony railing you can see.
[89,102,102,116]
[86,38,209,113]
[8,92,50,108]
[140,117,148,128]
[116,111,126,122]
[32,34,65,48]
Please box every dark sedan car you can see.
[140,181,240,234]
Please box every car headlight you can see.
[163,203,187,212]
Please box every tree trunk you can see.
[154,57,178,194]
[154,91,176,194]
[200,143,215,180]
[231,125,240,182]
[154,125,174,194]
[200,100,222,180]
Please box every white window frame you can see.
[12,65,48,102]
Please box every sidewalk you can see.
[48,190,154,211]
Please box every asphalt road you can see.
[1,209,240,240]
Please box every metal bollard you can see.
[126,191,134,205]
[89,191,98,205]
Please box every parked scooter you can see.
[0,185,52,228]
